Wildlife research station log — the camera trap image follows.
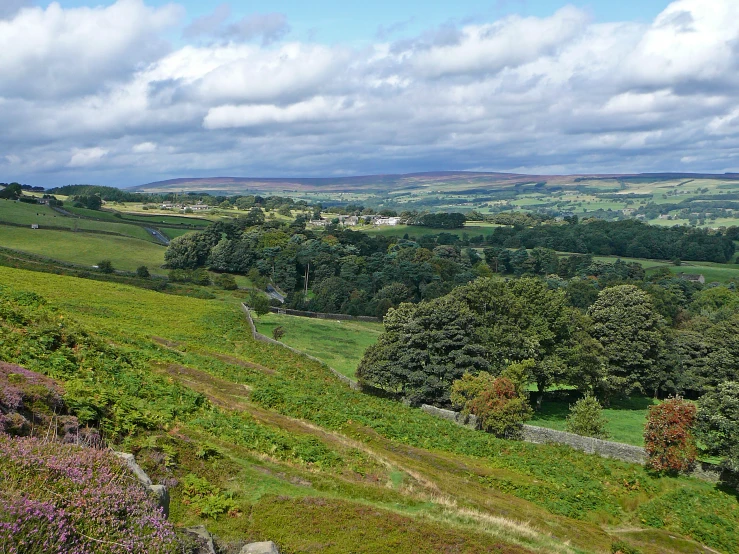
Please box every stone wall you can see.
[421,404,734,484]
[521,425,646,464]
[242,304,360,390]
[269,306,380,323]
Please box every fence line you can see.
[268,306,380,323]
[241,304,360,390]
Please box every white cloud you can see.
[1,0,739,185]
[68,147,109,167]
[133,142,158,153]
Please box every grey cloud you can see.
[3,0,739,187]
[224,13,290,45]
[182,3,230,38]
[0,0,31,19]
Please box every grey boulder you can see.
[240,541,280,554]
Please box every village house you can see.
[679,273,706,284]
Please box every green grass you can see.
[0,224,166,273]
[363,224,504,239]
[2,266,739,553]
[528,392,658,446]
[0,200,155,241]
[253,312,383,378]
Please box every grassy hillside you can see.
[0,266,737,553]
[0,225,166,273]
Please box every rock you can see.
[184,525,217,554]
[240,541,280,554]
[113,451,152,486]
[148,484,169,518]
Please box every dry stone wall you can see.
[269,306,380,322]
[242,304,360,390]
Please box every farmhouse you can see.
[374,217,400,226]
[679,273,706,284]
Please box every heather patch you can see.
[0,434,178,553]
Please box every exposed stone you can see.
[113,451,152,486]
[184,525,217,554]
[149,484,170,518]
[420,404,478,429]
[240,541,280,554]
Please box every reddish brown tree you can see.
[644,397,697,472]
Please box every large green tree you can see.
[695,381,739,471]
[357,296,489,405]
[588,285,666,397]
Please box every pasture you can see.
[253,312,383,378]
[0,224,166,273]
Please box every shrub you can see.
[248,292,271,316]
[97,260,114,274]
[451,374,532,439]
[644,397,697,473]
[214,273,238,290]
[181,474,237,519]
[0,435,178,553]
[136,265,151,279]
[272,326,285,340]
[566,395,609,439]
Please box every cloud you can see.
[183,6,290,46]
[2,0,739,186]
[0,0,31,19]
[132,142,157,153]
[182,3,230,38]
[68,147,109,167]
[0,0,182,99]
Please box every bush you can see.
[214,273,238,290]
[0,435,178,553]
[181,474,237,519]
[566,395,609,439]
[248,292,271,316]
[136,265,151,279]
[644,397,697,473]
[451,374,532,439]
[97,260,114,274]
[272,326,285,340]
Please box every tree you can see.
[247,292,270,317]
[98,260,114,274]
[165,234,212,269]
[566,395,609,439]
[357,297,489,406]
[644,397,697,473]
[214,274,238,290]
[451,374,532,439]
[0,183,22,199]
[695,381,739,471]
[136,266,150,279]
[588,285,666,398]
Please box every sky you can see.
[1,0,738,187]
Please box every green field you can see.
[3,265,738,553]
[363,223,504,238]
[529,394,658,446]
[0,224,166,273]
[254,313,383,378]
[0,200,154,241]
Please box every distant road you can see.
[145,227,170,245]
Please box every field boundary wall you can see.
[420,404,736,484]
[242,304,360,390]
[268,306,380,323]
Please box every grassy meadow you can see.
[3,265,739,553]
[0,225,166,273]
[253,312,384,378]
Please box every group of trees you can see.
[482,219,734,263]
[164,211,488,317]
[356,275,739,469]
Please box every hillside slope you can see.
[0,267,736,553]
